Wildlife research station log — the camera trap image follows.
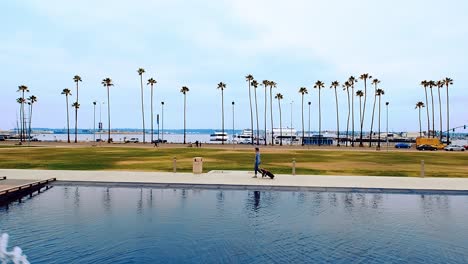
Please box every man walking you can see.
[253,147,261,178]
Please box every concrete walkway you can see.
[1,169,468,193]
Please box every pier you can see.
[0,177,56,205]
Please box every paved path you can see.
[1,169,468,192]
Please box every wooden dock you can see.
[0,177,56,204]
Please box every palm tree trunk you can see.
[369,87,377,147]
[378,95,381,149]
[18,104,22,142]
[418,108,422,137]
[334,88,340,147]
[75,82,79,143]
[107,87,111,143]
[66,96,70,143]
[22,91,25,142]
[278,99,282,146]
[221,90,224,145]
[424,87,430,137]
[351,86,355,147]
[318,88,322,146]
[270,87,274,145]
[359,98,362,147]
[254,88,259,145]
[446,85,450,144]
[264,86,267,146]
[140,76,145,143]
[346,89,350,147]
[248,83,254,145]
[29,103,33,140]
[183,94,187,144]
[151,84,154,143]
[361,80,367,146]
[301,95,304,146]
[430,87,435,138]
[438,87,442,141]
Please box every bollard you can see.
[292,158,296,176]
[420,160,425,178]
[173,157,177,173]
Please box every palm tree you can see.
[298,87,308,146]
[442,77,453,144]
[17,85,29,142]
[313,80,325,146]
[262,80,269,145]
[376,88,385,149]
[245,74,255,145]
[73,75,82,143]
[72,102,80,141]
[101,78,114,143]
[330,81,340,146]
[342,81,351,146]
[180,86,190,144]
[147,78,157,143]
[428,80,436,138]
[16,98,25,141]
[436,80,444,141]
[359,73,372,146]
[356,90,364,146]
[252,80,260,145]
[27,95,37,139]
[268,81,277,145]
[275,93,284,146]
[61,88,72,143]
[369,78,381,147]
[420,80,430,138]
[137,68,146,143]
[348,76,358,146]
[415,102,425,137]
[217,82,227,144]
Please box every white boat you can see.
[210,132,228,142]
[233,129,253,144]
[266,128,298,145]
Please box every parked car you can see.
[96,138,104,142]
[464,145,468,150]
[395,143,411,149]
[416,144,437,151]
[125,137,139,143]
[0,136,5,141]
[444,145,465,151]
[152,139,167,144]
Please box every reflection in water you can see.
[137,188,143,214]
[103,188,111,213]
[74,187,80,208]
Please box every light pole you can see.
[99,102,104,141]
[290,101,294,146]
[308,101,311,146]
[161,102,164,142]
[232,101,235,144]
[93,101,97,142]
[386,102,389,151]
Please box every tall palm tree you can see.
[269,81,277,145]
[428,80,436,138]
[217,82,227,144]
[17,85,29,142]
[376,88,385,149]
[245,74,255,145]
[298,87,308,146]
[356,90,364,146]
[262,80,269,145]
[415,101,425,137]
[147,78,157,143]
[16,98,25,141]
[180,86,190,144]
[442,77,453,144]
[359,73,372,146]
[275,93,284,146]
[348,76,358,146]
[27,95,37,139]
[61,88,72,143]
[369,78,381,147]
[73,75,82,143]
[137,68,146,143]
[252,80,260,145]
[330,81,340,146]
[342,81,351,146]
[72,102,80,141]
[101,78,114,143]
[420,80,430,138]
[436,80,444,141]
[313,80,325,146]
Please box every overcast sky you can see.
[1,0,467,132]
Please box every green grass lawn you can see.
[0,146,467,177]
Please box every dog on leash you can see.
[259,168,275,179]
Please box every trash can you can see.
[193,157,203,174]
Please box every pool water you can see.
[1,186,468,263]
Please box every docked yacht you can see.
[210,132,228,142]
[266,128,298,145]
[233,129,253,144]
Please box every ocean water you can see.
[1,186,468,263]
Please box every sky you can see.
[1,0,467,132]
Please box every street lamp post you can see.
[232,101,235,144]
[161,102,164,142]
[93,101,97,142]
[386,102,389,151]
[99,102,105,141]
[308,101,311,147]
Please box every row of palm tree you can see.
[420,78,454,142]
[15,85,37,142]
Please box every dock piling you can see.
[292,158,296,176]
[420,160,425,178]
[173,157,177,173]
